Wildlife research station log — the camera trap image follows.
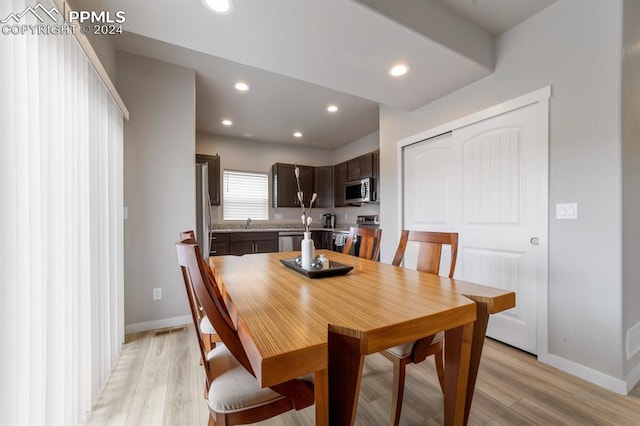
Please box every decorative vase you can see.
[301,231,315,270]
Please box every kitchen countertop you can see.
[210,227,351,234]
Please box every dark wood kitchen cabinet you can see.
[314,165,333,208]
[209,232,229,256]
[347,153,373,181]
[196,154,221,206]
[333,161,348,207]
[312,230,333,249]
[272,163,314,208]
[229,232,278,255]
[372,149,380,202]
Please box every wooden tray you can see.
[280,258,353,278]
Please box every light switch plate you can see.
[556,203,578,220]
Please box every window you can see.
[223,170,269,220]
[2,6,125,422]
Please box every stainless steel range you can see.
[356,214,380,228]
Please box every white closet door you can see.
[455,104,541,354]
[403,132,460,274]
[402,103,545,354]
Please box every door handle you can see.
[530,237,540,246]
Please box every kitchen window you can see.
[223,170,269,220]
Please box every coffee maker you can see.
[323,213,336,229]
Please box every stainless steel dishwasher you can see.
[278,231,304,252]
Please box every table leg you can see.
[464,302,490,424]
[314,369,328,426]
[328,325,365,426]
[443,322,473,426]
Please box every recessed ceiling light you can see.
[235,82,249,91]
[222,119,233,126]
[293,131,303,138]
[389,64,409,77]
[202,0,233,14]
[327,105,339,113]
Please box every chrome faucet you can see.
[245,217,252,229]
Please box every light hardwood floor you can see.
[87,326,640,425]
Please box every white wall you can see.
[622,0,640,381]
[117,52,195,330]
[380,0,626,384]
[197,132,380,226]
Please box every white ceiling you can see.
[76,0,556,150]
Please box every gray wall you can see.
[117,52,195,329]
[622,0,640,378]
[380,0,626,381]
[67,0,116,81]
[197,132,380,226]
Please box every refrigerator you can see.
[196,162,211,258]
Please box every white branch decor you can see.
[294,165,317,233]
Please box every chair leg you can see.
[390,357,409,426]
[434,348,445,392]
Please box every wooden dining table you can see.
[210,250,515,425]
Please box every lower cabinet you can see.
[312,230,333,250]
[209,233,229,256]
[229,232,279,255]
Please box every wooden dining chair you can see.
[384,230,459,426]
[178,234,216,396]
[342,226,382,261]
[175,239,314,426]
[180,230,220,354]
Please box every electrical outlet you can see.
[274,213,283,220]
[153,288,162,300]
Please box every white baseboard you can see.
[125,315,191,334]
[544,354,628,395]
[625,360,640,394]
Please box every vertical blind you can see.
[223,170,269,220]
[0,0,125,423]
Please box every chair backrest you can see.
[391,231,459,278]
[180,230,195,240]
[178,231,217,380]
[176,239,255,375]
[177,236,212,385]
[342,226,382,261]
[180,231,201,325]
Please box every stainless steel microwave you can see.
[345,177,375,204]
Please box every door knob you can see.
[530,237,540,246]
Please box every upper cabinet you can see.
[272,163,314,208]
[347,153,373,181]
[196,154,221,206]
[314,165,333,208]
[372,150,380,202]
[333,161,348,207]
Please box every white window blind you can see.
[223,170,269,220]
[0,0,125,423]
